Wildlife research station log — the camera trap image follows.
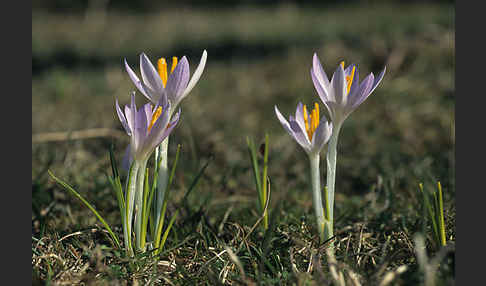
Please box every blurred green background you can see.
[32,0,454,283]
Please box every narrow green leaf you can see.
[48,170,121,249]
[246,137,263,208]
[182,154,212,203]
[156,211,179,255]
[437,182,447,246]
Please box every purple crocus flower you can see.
[274,102,333,155]
[124,50,207,114]
[310,53,386,128]
[116,91,180,166]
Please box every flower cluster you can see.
[274,53,385,245]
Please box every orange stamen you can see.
[148,107,163,132]
[157,58,168,87]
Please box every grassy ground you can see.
[32,3,455,285]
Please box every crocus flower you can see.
[116,92,180,166]
[274,102,333,155]
[310,53,386,251]
[275,102,333,242]
[310,53,385,128]
[116,91,180,252]
[124,50,207,114]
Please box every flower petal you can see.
[166,56,190,105]
[274,105,293,136]
[312,53,330,89]
[350,73,374,109]
[125,58,152,101]
[140,53,164,93]
[116,98,131,136]
[289,120,312,153]
[331,64,347,105]
[181,50,207,99]
[369,66,386,95]
[311,119,332,154]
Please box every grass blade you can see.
[48,170,121,249]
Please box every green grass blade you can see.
[261,134,269,230]
[246,137,263,208]
[437,182,447,246]
[153,145,182,251]
[156,210,179,255]
[182,154,213,204]
[418,183,440,246]
[48,170,121,249]
[108,146,125,215]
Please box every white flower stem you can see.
[325,123,342,247]
[124,161,140,256]
[309,153,325,242]
[134,158,148,252]
[155,137,170,230]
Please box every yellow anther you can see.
[345,66,356,94]
[170,57,178,73]
[340,61,345,69]
[148,106,163,132]
[303,103,320,140]
[157,58,168,87]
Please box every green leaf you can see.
[48,170,121,249]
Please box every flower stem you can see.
[155,137,170,230]
[325,123,342,247]
[309,153,325,242]
[125,161,140,256]
[134,158,148,252]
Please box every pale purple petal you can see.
[288,120,312,152]
[312,53,330,88]
[125,58,151,101]
[331,64,347,105]
[294,102,309,140]
[311,120,332,153]
[166,56,190,104]
[116,98,131,135]
[369,66,386,95]
[140,53,164,93]
[350,73,374,109]
[274,105,294,136]
[182,50,207,99]
[124,92,137,139]
[144,102,172,152]
[121,145,133,172]
[143,103,153,129]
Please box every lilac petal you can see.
[331,64,347,105]
[143,103,153,129]
[312,53,330,88]
[311,120,332,153]
[133,102,149,153]
[121,145,133,172]
[157,108,181,146]
[311,68,332,106]
[124,92,137,139]
[326,101,350,125]
[125,58,151,101]
[145,102,172,152]
[140,53,164,93]
[350,73,374,109]
[294,102,309,139]
[116,98,131,136]
[166,56,190,104]
[182,50,207,99]
[274,105,294,136]
[369,66,386,95]
[289,120,312,152]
